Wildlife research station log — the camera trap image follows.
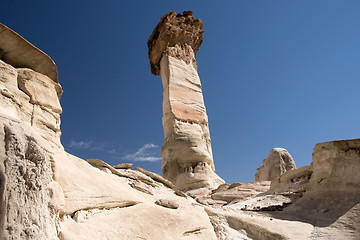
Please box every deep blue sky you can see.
[2,1,360,183]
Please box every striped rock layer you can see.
[148,11,224,191]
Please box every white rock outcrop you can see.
[148,11,224,191]
[255,148,296,181]
[0,30,62,238]
[0,23,217,240]
[1,14,360,240]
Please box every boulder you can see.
[0,23,57,82]
[155,199,179,209]
[17,68,62,114]
[113,163,133,169]
[255,148,296,181]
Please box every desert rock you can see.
[155,199,179,209]
[255,148,296,181]
[148,11,224,192]
[0,24,57,82]
[135,166,175,189]
[148,11,203,75]
[113,163,133,169]
[2,11,360,240]
[0,24,217,240]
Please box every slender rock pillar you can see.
[148,11,224,191]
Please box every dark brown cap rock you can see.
[147,11,204,75]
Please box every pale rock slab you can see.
[255,148,296,181]
[206,206,314,240]
[0,60,32,123]
[60,203,216,240]
[0,23,58,82]
[113,163,133,169]
[135,166,175,189]
[210,181,270,206]
[155,199,179,209]
[17,68,62,114]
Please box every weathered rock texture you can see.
[0,24,217,240]
[0,48,62,238]
[261,139,360,239]
[148,11,203,76]
[0,24,57,82]
[255,148,296,181]
[148,11,224,191]
[2,15,360,240]
[207,139,360,239]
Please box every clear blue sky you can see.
[2,1,360,183]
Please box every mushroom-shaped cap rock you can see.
[147,11,204,75]
[0,23,58,82]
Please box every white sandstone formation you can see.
[0,23,217,240]
[0,24,58,82]
[255,148,296,181]
[205,139,360,239]
[262,139,360,239]
[1,14,360,240]
[0,23,62,239]
[148,11,224,191]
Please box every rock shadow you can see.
[265,190,360,228]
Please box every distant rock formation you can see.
[148,11,224,191]
[255,148,296,181]
[0,23,62,239]
[265,139,360,238]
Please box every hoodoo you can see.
[148,11,224,191]
[2,10,359,239]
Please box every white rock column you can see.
[148,11,224,191]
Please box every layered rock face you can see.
[148,11,224,191]
[255,148,296,181]
[2,15,360,240]
[0,23,218,240]
[0,24,62,239]
[311,139,360,191]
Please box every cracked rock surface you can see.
[0,25,217,240]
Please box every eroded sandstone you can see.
[148,11,224,192]
[1,12,360,240]
[0,24,58,82]
[255,148,296,181]
[148,11,203,75]
[0,24,218,240]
